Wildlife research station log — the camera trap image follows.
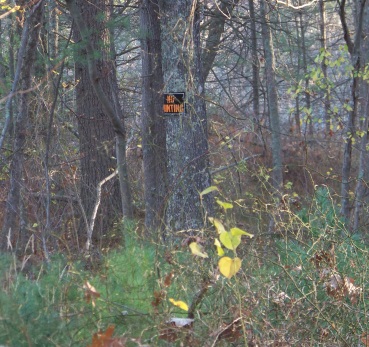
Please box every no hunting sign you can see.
[163,92,185,114]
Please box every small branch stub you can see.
[163,92,185,114]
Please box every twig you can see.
[85,169,118,251]
[211,154,262,175]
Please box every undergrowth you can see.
[0,186,369,346]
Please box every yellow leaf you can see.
[216,199,233,210]
[230,227,254,238]
[218,257,242,279]
[169,298,189,311]
[220,231,241,250]
[214,239,225,256]
[208,217,226,234]
[189,242,208,258]
[200,186,218,197]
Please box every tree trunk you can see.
[353,2,369,231]
[202,0,239,82]
[159,0,212,235]
[67,0,132,246]
[140,0,167,232]
[338,0,366,221]
[249,0,260,123]
[319,0,331,135]
[298,5,313,136]
[293,12,302,134]
[260,0,283,193]
[1,0,44,252]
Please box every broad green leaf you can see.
[230,227,254,238]
[208,217,226,234]
[218,257,242,279]
[216,199,233,210]
[214,239,225,256]
[220,231,241,250]
[169,298,189,311]
[200,186,218,197]
[189,242,208,258]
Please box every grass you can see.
[1,187,369,346]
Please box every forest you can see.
[0,0,369,345]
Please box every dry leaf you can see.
[272,292,290,306]
[83,281,100,307]
[164,272,174,287]
[159,318,193,342]
[88,325,122,347]
[324,273,362,303]
[151,291,165,308]
[361,333,369,346]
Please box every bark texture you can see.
[353,1,369,230]
[1,0,44,251]
[339,0,366,221]
[260,0,283,193]
[68,0,132,245]
[159,0,212,234]
[140,0,167,232]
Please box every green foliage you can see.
[1,188,369,346]
[0,225,158,346]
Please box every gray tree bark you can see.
[319,0,331,135]
[353,2,369,231]
[159,0,212,234]
[1,0,44,251]
[140,0,167,232]
[298,4,313,136]
[66,0,132,246]
[202,0,239,82]
[338,0,366,221]
[249,0,260,123]
[260,0,283,193]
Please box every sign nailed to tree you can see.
[163,93,185,114]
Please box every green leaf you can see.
[230,227,254,238]
[214,238,225,256]
[200,186,218,198]
[216,199,233,210]
[220,231,241,250]
[208,217,226,234]
[189,242,208,258]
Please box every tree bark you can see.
[249,0,260,123]
[1,0,44,251]
[66,0,132,245]
[338,0,366,221]
[260,0,283,193]
[298,4,313,136]
[140,0,168,232]
[202,0,239,82]
[353,2,369,231]
[159,0,212,235]
[319,0,331,135]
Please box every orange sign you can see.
[163,93,185,114]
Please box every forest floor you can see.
[1,121,368,346]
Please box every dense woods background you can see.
[0,0,369,345]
